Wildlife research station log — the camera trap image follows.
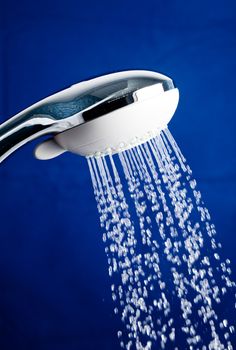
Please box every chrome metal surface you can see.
[0,74,175,163]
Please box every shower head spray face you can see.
[0,70,179,162]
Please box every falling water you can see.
[87,128,236,350]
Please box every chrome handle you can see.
[0,113,60,162]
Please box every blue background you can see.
[0,0,236,349]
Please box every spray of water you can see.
[87,128,236,350]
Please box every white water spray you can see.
[87,128,235,350]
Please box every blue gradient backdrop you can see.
[0,1,236,349]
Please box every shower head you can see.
[0,70,179,162]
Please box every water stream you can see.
[87,128,235,350]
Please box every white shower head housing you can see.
[0,70,179,163]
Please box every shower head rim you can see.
[51,78,176,137]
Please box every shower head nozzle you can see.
[0,70,179,163]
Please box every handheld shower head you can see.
[0,70,179,162]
